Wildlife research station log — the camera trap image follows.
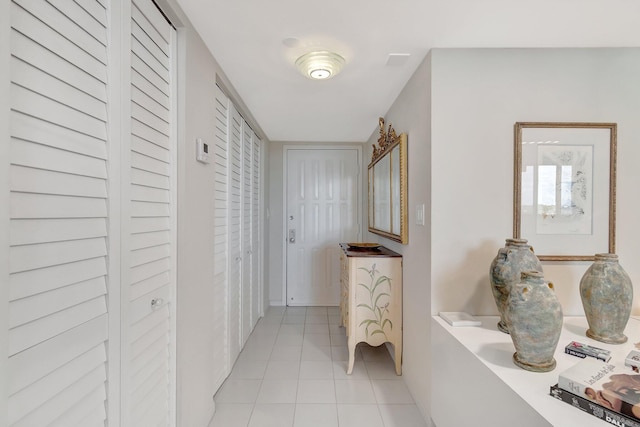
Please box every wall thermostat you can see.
[196,138,210,163]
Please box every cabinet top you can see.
[339,243,402,258]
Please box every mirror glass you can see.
[368,129,407,244]
[373,154,391,232]
[391,144,401,235]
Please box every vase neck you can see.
[595,253,618,263]
[505,238,529,248]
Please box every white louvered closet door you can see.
[212,85,231,388]
[228,104,243,363]
[127,0,176,425]
[8,1,110,425]
[241,124,253,344]
[251,135,262,329]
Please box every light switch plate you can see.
[415,204,425,226]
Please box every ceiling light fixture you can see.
[295,51,345,80]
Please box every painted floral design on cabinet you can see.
[356,263,393,340]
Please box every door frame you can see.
[281,144,363,306]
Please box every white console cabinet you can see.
[339,243,402,375]
[432,315,640,427]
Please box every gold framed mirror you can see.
[368,118,408,244]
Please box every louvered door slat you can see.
[131,185,170,203]
[10,217,106,246]
[130,258,170,284]
[131,271,170,300]
[49,385,107,427]
[9,258,107,301]
[11,138,107,179]
[131,217,170,234]
[9,345,106,424]
[14,0,107,64]
[132,101,170,136]
[132,85,170,123]
[10,237,106,273]
[12,366,106,427]
[131,37,169,83]
[9,276,105,327]
[47,0,107,45]
[131,167,170,189]
[9,296,107,355]
[8,2,110,425]
[8,314,108,394]
[131,55,169,97]
[131,230,170,251]
[11,165,107,198]
[132,0,171,47]
[11,84,107,141]
[74,0,108,27]
[10,192,107,219]
[11,112,107,160]
[11,2,107,83]
[131,20,168,68]
[11,57,107,121]
[132,70,169,110]
[11,31,107,103]
[132,119,170,149]
[132,134,170,163]
[127,1,175,424]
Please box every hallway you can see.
[209,306,427,427]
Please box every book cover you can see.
[558,357,640,421]
[565,340,612,362]
[438,312,481,327]
[550,384,640,427]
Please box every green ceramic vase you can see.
[580,253,633,344]
[490,238,543,334]
[505,270,563,372]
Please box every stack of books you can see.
[551,356,640,427]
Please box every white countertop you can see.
[432,315,640,426]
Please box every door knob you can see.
[151,298,163,309]
[288,229,295,243]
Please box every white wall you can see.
[363,54,434,424]
[161,1,269,424]
[430,48,640,318]
[175,25,220,426]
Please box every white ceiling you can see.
[175,0,640,143]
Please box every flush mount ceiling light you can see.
[295,51,345,80]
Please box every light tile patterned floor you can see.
[210,306,427,427]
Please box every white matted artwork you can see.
[514,122,617,261]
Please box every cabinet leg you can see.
[347,341,356,374]
[395,344,402,375]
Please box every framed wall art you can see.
[513,122,617,261]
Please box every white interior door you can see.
[126,0,176,425]
[285,148,360,306]
[8,1,111,425]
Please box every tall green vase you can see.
[490,238,543,334]
[580,253,633,344]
